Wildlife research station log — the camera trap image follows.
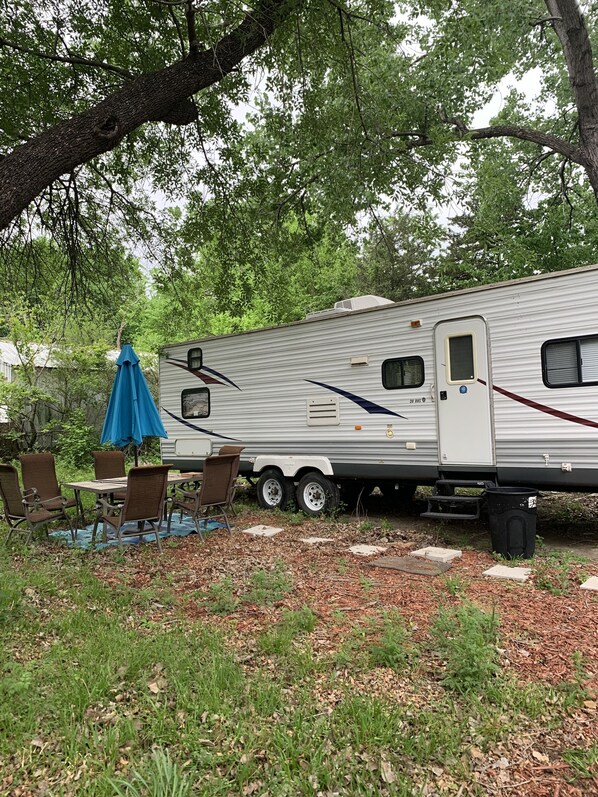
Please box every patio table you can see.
[64,472,202,528]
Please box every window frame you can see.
[542,333,598,388]
[382,356,425,390]
[445,332,477,385]
[187,347,203,371]
[181,387,210,419]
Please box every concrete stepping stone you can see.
[300,537,334,545]
[410,546,462,563]
[580,576,598,591]
[483,564,531,582]
[241,525,283,538]
[348,544,387,556]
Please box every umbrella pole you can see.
[134,445,139,467]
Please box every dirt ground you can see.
[92,489,598,796]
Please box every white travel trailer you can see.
[159,265,598,516]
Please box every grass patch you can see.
[244,560,292,606]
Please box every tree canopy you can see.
[1,0,597,323]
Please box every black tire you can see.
[256,469,294,511]
[296,472,340,516]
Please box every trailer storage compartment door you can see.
[434,317,494,466]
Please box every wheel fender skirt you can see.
[253,455,334,478]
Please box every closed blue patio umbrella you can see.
[101,344,167,466]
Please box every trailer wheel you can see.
[296,472,340,516]
[256,469,294,511]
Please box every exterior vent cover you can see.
[334,295,393,311]
[305,295,392,320]
[307,396,340,426]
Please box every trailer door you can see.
[434,317,494,466]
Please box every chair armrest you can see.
[97,497,123,516]
[39,495,69,509]
[22,488,42,510]
[175,486,201,499]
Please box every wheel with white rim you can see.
[296,472,340,516]
[256,469,294,511]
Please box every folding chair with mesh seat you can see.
[91,465,170,552]
[166,453,237,540]
[93,450,127,502]
[217,445,245,516]
[0,463,75,544]
[19,453,77,514]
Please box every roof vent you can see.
[305,295,392,320]
[334,295,393,311]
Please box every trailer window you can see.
[543,335,598,387]
[181,387,210,418]
[187,348,202,371]
[447,334,475,382]
[382,357,424,389]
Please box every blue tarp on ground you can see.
[50,516,225,549]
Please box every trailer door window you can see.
[447,334,475,383]
[182,387,210,418]
[382,357,424,389]
[543,335,598,387]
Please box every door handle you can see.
[440,391,447,401]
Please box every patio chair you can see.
[0,463,75,544]
[91,465,171,552]
[166,453,237,539]
[217,445,245,516]
[93,450,127,502]
[19,453,77,514]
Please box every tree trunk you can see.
[546,0,598,202]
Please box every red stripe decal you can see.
[168,361,225,386]
[478,379,598,429]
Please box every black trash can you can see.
[484,487,538,559]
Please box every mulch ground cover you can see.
[90,505,598,797]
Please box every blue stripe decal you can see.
[305,379,406,418]
[162,408,240,440]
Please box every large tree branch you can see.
[460,123,583,164]
[0,36,134,79]
[0,0,297,231]
[388,118,583,164]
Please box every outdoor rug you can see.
[50,516,226,550]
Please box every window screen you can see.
[543,335,598,387]
[181,387,210,418]
[382,357,425,389]
[448,335,475,382]
[187,347,202,371]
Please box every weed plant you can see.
[367,611,413,671]
[533,550,588,595]
[431,602,500,693]
[108,748,194,797]
[204,576,239,615]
